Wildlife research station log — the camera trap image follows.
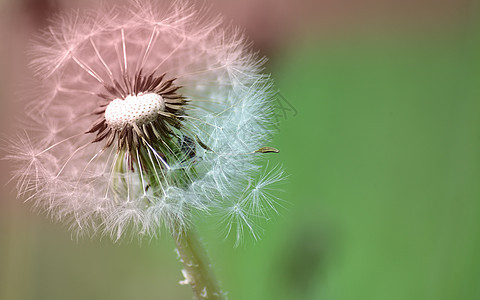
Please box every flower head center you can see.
[105,93,165,129]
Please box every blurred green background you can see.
[1,0,480,299]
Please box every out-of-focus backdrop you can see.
[1,0,479,299]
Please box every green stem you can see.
[173,226,224,299]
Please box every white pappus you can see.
[5,0,285,244]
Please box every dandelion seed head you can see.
[6,0,284,244]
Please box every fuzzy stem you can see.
[173,226,224,299]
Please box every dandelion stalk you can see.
[173,226,224,299]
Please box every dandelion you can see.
[5,0,284,298]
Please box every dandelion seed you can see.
[6,0,283,244]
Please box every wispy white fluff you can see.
[6,0,283,243]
